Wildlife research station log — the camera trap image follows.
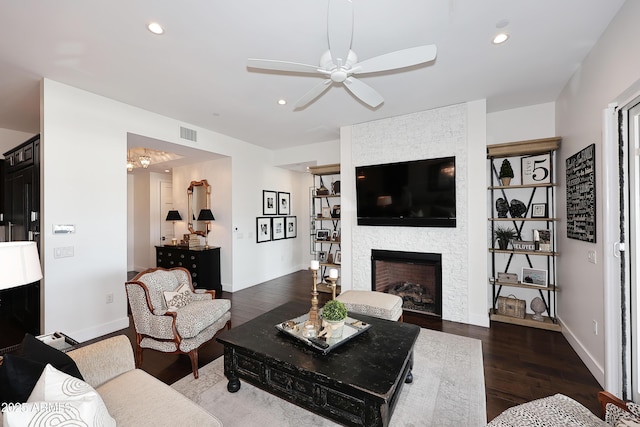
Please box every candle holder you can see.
[307,268,321,332]
[326,276,338,300]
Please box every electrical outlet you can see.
[106,293,114,304]
[587,250,597,264]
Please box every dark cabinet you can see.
[3,134,40,243]
[155,246,221,293]
[1,135,41,350]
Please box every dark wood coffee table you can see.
[217,301,420,427]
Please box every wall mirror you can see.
[187,179,210,236]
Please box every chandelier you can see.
[126,151,135,172]
[139,154,151,169]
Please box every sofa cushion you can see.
[96,369,222,426]
[0,334,83,404]
[3,364,115,427]
[175,299,231,338]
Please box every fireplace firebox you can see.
[371,250,442,317]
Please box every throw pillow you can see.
[2,364,115,427]
[163,283,193,311]
[0,334,83,405]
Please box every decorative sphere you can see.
[509,199,527,218]
[496,198,509,218]
[530,297,546,321]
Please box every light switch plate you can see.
[53,224,75,234]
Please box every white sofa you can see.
[66,335,222,427]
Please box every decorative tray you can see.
[275,313,371,354]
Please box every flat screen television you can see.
[355,156,456,227]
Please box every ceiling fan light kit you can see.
[247,0,437,109]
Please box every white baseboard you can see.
[559,316,605,387]
[68,317,130,343]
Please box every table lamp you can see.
[197,209,215,248]
[165,210,182,245]
[0,241,42,294]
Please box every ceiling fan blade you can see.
[352,45,437,75]
[327,0,353,67]
[247,59,324,75]
[294,79,333,109]
[343,77,384,108]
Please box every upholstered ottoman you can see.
[336,290,404,321]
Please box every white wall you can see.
[342,101,489,327]
[555,0,640,387]
[39,79,335,341]
[172,157,234,289]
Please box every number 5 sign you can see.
[521,153,551,185]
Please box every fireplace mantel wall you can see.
[340,101,489,326]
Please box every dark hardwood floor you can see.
[114,269,602,422]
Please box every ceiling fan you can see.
[247,0,437,109]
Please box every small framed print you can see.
[331,230,340,242]
[521,267,548,287]
[335,250,342,265]
[321,206,331,218]
[272,217,285,240]
[318,251,328,263]
[531,203,548,218]
[522,154,551,185]
[278,192,290,215]
[263,190,277,215]
[285,216,297,239]
[316,229,330,241]
[256,217,271,243]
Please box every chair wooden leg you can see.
[134,334,143,368]
[189,349,199,379]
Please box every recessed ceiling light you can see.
[147,22,164,35]
[277,99,287,105]
[492,33,509,44]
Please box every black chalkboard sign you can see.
[566,144,596,242]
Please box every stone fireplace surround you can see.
[341,101,489,326]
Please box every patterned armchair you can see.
[125,267,231,379]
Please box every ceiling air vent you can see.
[180,126,197,142]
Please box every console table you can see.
[155,246,221,292]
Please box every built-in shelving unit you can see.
[308,164,341,294]
[487,137,561,331]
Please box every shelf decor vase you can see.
[500,177,512,186]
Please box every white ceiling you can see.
[0,0,627,151]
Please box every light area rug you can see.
[171,328,486,426]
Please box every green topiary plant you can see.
[322,299,348,321]
[499,159,514,179]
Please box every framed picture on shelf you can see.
[531,203,548,218]
[521,154,551,185]
[321,206,331,218]
[331,230,340,241]
[278,192,290,215]
[521,267,548,287]
[534,229,551,252]
[335,250,342,264]
[316,229,330,241]
[285,216,297,238]
[318,251,328,263]
[272,217,285,240]
[263,190,277,215]
[256,217,272,243]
